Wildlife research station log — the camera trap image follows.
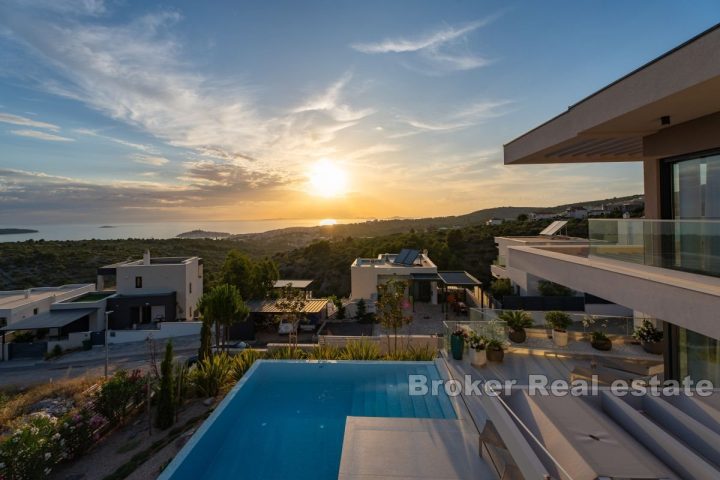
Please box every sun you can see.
[308,159,348,197]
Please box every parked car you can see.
[278,320,297,335]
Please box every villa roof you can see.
[1,308,95,331]
[504,23,720,165]
[247,298,328,314]
[273,279,314,289]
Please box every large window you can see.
[678,327,720,385]
[672,152,720,219]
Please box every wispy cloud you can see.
[400,99,513,132]
[10,129,74,142]
[351,17,498,72]
[0,112,60,130]
[132,154,169,166]
[293,72,374,123]
[74,128,155,152]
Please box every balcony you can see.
[589,218,720,278]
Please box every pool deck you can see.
[338,417,495,479]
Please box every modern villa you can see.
[501,23,720,385]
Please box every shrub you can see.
[58,407,106,460]
[94,370,144,424]
[544,311,572,332]
[0,414,61,478]
[308,344,343,360]
[490,278,513,299]
[537,280,574,297]
[467,333,487,351]
[341,339,380,360]
[266,347,307,360]
[633,320,663,343]
[190,353,233,397]
[498,310,533,331]
[355,299,367,321]
[155,342,175,430]
[384,344,436,361]
[591,331,609,342]
[231,349,265,381]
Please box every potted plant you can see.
[633,320,664,354]
[590,331,612,351]
[467,333,487,367]
[545,311,572,347]
[450,328,467,360]
[499,310,533,343]
[486,338,505,362]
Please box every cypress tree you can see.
[156,341,175,429]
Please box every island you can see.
[99,225,116,229]
[0,228,38,235]
[176,229,232,239]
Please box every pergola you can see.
[408,270,483,312]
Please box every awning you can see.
[273,279,314,289]
[247,299,328,314]
[410,273,442,282]
[438,271,482,287]
[1,309,95,332]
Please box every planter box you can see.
[470,349,487,367]
[552,330,569,347]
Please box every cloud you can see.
[74,128,155,152]
[293,72,374,123]
[399,100,513,132]
[10,129,74,142]
[132,154,170,166]
[0,112,60,130]
[351,18,497,72]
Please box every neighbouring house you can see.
[98,250,203,328]
[350,248,484,309]
[502,23,720,385]
[528,211,558,220]
[1,251,204,360]
[485,217,504,226]
[563,207,588,219]
[273,279,314,298]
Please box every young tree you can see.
[376,279,413,354]
[253,258,279,299]
[156,341,175,429]
[355,298,367,321]
[275,284,308,349]
[220,250,255,300]
[198,319,212,361]
[198,284,249,349]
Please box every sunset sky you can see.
[1,0,719,224]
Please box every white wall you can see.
[115,259,203,320]
[0,284,95,328]
[350,264,437,300]
[107,321,202,344]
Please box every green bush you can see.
[498,310,533,331]
[190,353,233,397]
[231,349,265,381]
[341,339,380,360]
[155,342,175,430]
[544,311,572,332]
[308,344,343,360]
[266,347,307,360]
[95,369,145,424]
[490,278,513,299]
[0,414,60,478]
[633,320,663,343]
[538,280,573,297]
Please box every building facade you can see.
[502,24,720,383]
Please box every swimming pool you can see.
[159,360,457,480]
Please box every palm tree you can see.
[497,310,533,343]
[198,284,249,351]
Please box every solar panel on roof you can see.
[539,220,567,236]
[403,249,420,265]
[394,248,411,265]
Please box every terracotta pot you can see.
[450,334,465,360]
[508,328,527,344]
[591,338,612,351]
[552,329,568,347]
[487,347,504,362]
[470,349,487,367]
[641,340,664,355]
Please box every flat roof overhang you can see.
[1,308,95,332]
[504,23,720,165]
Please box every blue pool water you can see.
[160,361,456,480]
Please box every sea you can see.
[0,219,363,242]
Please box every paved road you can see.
[0,336,200,388]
